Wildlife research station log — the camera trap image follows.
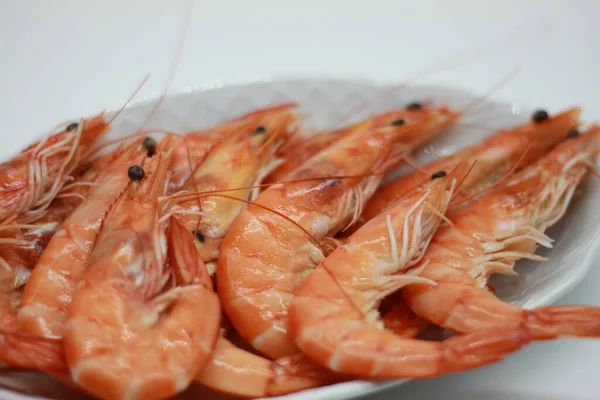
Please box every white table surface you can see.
[1,1,599,399]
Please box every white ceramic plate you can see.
[1,78,599,400]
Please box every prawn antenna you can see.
[133,0,193,136]
[87,129,175,155]
[457,66,520,119]
[450,144,532,207]
[105,75,151,126]
[454,159,479,195]
[91,0,192,157]
[180,193,326,254]
[402,156,430,176]
[164,173,389,203]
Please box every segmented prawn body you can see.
[218,109,453,361]
[0,139,149,298]
[401,126,600,338]
[64,151,220,400]
[0,114,108,224]
[17,138,151,341]
[0,138,157,375]
[162,217,328,398]
[266,104,457,184]
[348,108,582,236]
[168,104,296,269]
[290,162,535,378]
[167,104,298,194]
[374,108,582,336]
[164,106,336,397]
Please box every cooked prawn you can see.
[347,107,582,236]
[0,114,108,224]
[289,163,532,378]
[17,137,151,340]
[0,138,150,298]
[401,125,600,338]
[64,151,220,400]
[168,103,298,194]
[163,216,329,398]
[166,104,296,269]
[374,107,582,336]
[218,109,448,360]
[265,102,457,184]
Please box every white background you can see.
[1,0,599,399]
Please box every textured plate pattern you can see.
[1,79,598,400]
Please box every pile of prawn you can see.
[0,96,599,400]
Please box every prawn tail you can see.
[526,306,600,340]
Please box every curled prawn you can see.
[64,151,220,400]
[373,107,582,337]
[0,114,109,224]
[166,103,296,268]
[17,137,152,340]
[218,109,448,360]
[164,217,328,398]
[347,107,582,236]
[290,163,531,378]
[401,125,600,338]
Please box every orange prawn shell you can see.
[267,104,457,184]
[218,111,449,360]
[401,126,600,336]
[350,107,582,235]
[173,104,297,263]
[64,152,220,400]
[289,165,531,378]
[0,113,109,222]
[167,103,298,193]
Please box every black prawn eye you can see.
[406,102,422,111]
[567,129,580,139]
[532,110,549,123]
[391,119,405,127]
[128,165,145,181]
[193,230,205,243]
[431,170,447,180]
[142,137,157,157]
[66,122,79,132]
[253,126,266,135]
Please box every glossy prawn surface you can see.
[0,142,149,370]
[168,105,296,268]
[197,335,347,398]
[266,103,458,184]
[0,114,109,224]
[290,163,531,378]
[402,126,600,338]
[64,152,220,400]
[168,104,298,194]
[347,107,582,236]
[218,110,442,360]
[375,107,582,336]
[17,137,152,340]
[0,138,151,299]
